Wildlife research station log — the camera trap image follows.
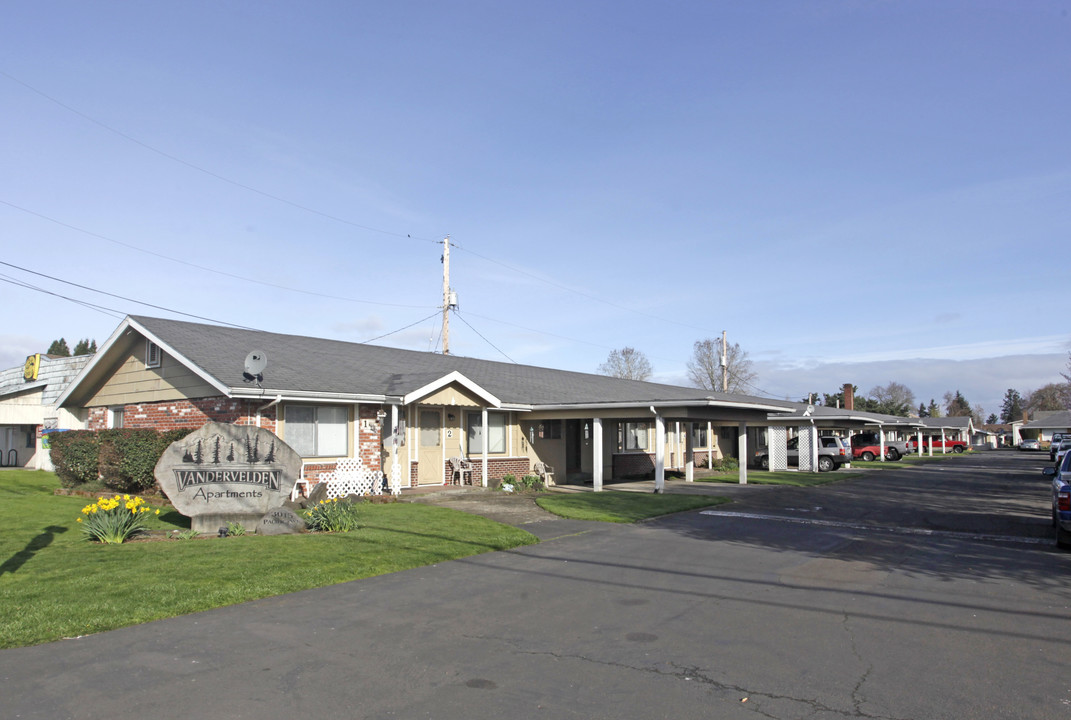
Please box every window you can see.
[692,425,708,447]
[145,341,162,368]
[107,407,124,429]
[285,405,348,457]
[420,410,441,446]
[541,419,562,439]
[467,412,506,454]
[624,422,649,451]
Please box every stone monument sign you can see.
[155,422,301,533]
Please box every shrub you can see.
[51,428,194,492]
[226,521,247,537]
[710,457,739,472]
[99,428,195,492]
[77,494,160,544]
[515,474,544,491]
[303,498,360,532]
[49,431,102,487]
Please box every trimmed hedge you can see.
[50,428,194,492]
[48,430,101,488]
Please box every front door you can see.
[417,409,443,485]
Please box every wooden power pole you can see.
[441,237,455,355]
[721,330,728,393]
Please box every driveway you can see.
[2,451,1068,719]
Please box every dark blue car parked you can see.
[1043,451,1071,549]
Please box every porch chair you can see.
[449,457,474,485]
[533,461,555,487]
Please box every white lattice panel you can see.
[769,426,788,471]
[324,457,384,497]
[389,461,402,496]
[798,426,816,472]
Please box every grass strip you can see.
[0,470,537,649]
[536,490,727,523]
[694,470,858,486]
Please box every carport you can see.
[521,395,794,492]
[763,406,925,470]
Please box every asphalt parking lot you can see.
[2,450,1068,720]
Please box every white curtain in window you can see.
[317,406,348,456]
[287,406,316,456]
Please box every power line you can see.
[451,241,722,337]
[0,70,442,247]
[0,273,125,320]
[361,311,442,344]
[0,199,437,311]
[454,311,516,364]
[0,261,258,330]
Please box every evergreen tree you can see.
[944,390,972,417]
[986,413,998,424]
[47,338,70,356]
[72,338,97,355]
[1000,389,1024,423]
[927,399,941,418]
[918,402,928,418]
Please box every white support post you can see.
[941,428,947,454]
[654,413,665,493]
[481,407,489,487]
[917,428,923,457]
[879,427,886,463]
[738,422,748,485]
[685,421,695,482]
[707,421,714,467]
[593,417,604,492]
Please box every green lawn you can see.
[0,470,537,649]
[694,470,858,486]
[537,491,728,522]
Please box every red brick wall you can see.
[357,405,382,472]
[408,457,532,486]
[613,452,655,478]
[87,397,277,432]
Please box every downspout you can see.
[256,395,282,429]
[650,406,665,493]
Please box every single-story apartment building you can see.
[56,316,811,492]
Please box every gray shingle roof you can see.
[130,316,790,410]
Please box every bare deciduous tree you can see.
[686,338,757,394]
[597,347,653,381]
[868,381,916,416]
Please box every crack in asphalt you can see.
[843,611,874,716]
[470,633,913,720]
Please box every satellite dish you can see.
[243,350,267,384]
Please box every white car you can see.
[1020,439,1041,451]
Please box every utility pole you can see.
[721,330,728,392]
[441,237,456,355]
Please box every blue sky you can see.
[2,1,1069,418]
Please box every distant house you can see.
[56,316,798,491]
[0,353,91,469]
[1020,410,1071,446]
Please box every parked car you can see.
[851,433,909,461]
[1042,451,1071,548]
[753,435,849,472]
[1051,433,1069,462]
[1054,439,1071,468]
[1020,438,1041,451]
[906,436,968,453]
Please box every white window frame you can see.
[285,404,349,458]
[107,406,124,429]
[146,340,162,368]
[624,422,649,452]
[467,411,506,454]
